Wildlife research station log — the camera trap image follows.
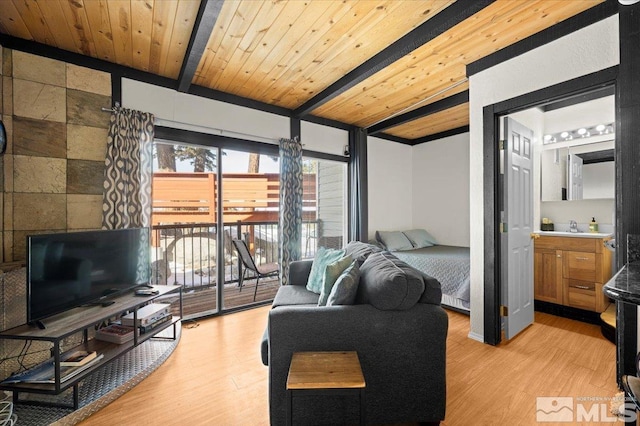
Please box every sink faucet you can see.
[569,220,578,233]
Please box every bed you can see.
[375,230,470,313]
[393,246,470,313]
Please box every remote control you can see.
[135,288,159,296]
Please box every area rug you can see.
[8,324,181,426]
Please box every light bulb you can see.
[596,124,606,132]
[561,131,569,139]
[577,128,587,135]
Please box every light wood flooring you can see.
[78,308,618,426]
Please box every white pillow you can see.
[375,231,413,251]
[403,229,437,248]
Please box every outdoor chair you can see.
[232,239,279,301]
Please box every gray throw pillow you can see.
[327,261,361,306]
[403,229,437,248]
[357,252,425,310]
[344,241,383,262]
[375,230,413,251]
[318,255,353,306]
[306,247,346,294]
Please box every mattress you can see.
[393,245,470,310]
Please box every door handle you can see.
[530,233,540,239]
[572,285,592,290]
[575,257,589,261]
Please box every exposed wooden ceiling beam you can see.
[369,132,414,146]
[292,0,495,118]
[177,0,224,93]
[367,91,469,135]
[412,126,470,145]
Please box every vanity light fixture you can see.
[543,122,615,145]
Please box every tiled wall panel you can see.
[1,49,111,263]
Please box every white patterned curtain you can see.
[278,137,303,285]
[102,107,154,230]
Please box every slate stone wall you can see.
[1,48,112,262]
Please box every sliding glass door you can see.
[221,149,280,310]
[150,138,348,319]
[150,141,221,318]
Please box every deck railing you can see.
[150,221,319,290]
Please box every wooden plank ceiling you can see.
[0,0,604,143]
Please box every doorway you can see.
[483,67,619,345]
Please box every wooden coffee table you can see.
[286,351,366,425]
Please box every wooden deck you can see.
[163,277,280,318]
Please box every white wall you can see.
[300,121,348,157]
[122,79,287,144]
[544,96,615,134]
[468,16,619,341]
[122,79,347,155]
[367,136,413,239]
[412,133,470,247]
[541,199,615,232]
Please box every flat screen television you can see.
[27,227,151,325]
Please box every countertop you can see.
[536,231,613,239]
[603,263,640,305]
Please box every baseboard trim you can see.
[534,300,600,324]
[467,331,484,342]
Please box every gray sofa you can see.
[261,242,448,425]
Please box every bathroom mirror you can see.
[540,140,614,201]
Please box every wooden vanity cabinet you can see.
[534,247,563,304]
[534,235,612,313]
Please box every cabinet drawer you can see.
[564,251,596,281]
[565,279,596,311]
[535,236,597,252]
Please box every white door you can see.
[502,117,535,339]
[568,153,584,200]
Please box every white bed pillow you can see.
[402,229,437,248]
[375,230,413,251]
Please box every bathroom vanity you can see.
[534,231,613,314]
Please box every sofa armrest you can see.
[287,259,313,286]
[267,303,447,424]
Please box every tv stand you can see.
[29,320,46,330]
[84,300,116,307]
[0,285,182,410]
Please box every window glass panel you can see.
[302,158,347,258]
[150,141,220,319]
[222,150,280,309]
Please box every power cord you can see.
[0,341,50,375]
[0,394,17,425]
